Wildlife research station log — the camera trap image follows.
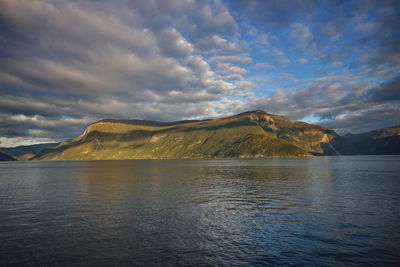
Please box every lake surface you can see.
[0,156,400,266]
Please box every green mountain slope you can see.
[344,125,400,155]
[35,110,356,160]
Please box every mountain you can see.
[1,142,60,160]
[344,125,400,155]
[34,110,357,160]
[0,150,16,161]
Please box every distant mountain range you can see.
[0,150,15,161]
[344,125,400,155]
[1,110,399,161]
[1,143,60,160]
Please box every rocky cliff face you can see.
[34,110,357,160]
[244,110,358,155]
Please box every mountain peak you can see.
[34,110,361,160]
[235,110,270,117]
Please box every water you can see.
[0,156,399,266]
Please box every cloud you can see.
[289,23,314,47]
[157,28,194,58]
[220,74,244,81]
[269,48,292,66]
[235,81,258,91]
[352,2,400,68]
[297,58,308,64]
[0,0,399,145]
[0,0,246,144]
[233,0,316,28]
[215,62,248,75]
[276,56,291,66]
[196,35,243,54]
[319,106,400,134]
[244,76,399,134]
[0,113,94,140]
[355,22,379,36]
[320,21,341,41]
[367,77,400,102]
[175,0,238,38]
[254,33,276,45]
[254,63,276,71]
[208,55,252,64]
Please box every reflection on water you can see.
[0,156,400,265]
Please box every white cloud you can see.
[255,33,274,44]
[196,35,243,54]
[276,56,291,66]
[208,55,252,64]
[215,62,248,75]
[235,81,258,90]
[297,58,308,64]
[254,62,276,71]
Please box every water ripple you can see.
[0,156,400,265]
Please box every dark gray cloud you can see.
[367,77,400,102]
[0,113,93,140]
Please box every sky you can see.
[0,0,399,147]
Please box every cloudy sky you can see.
[0,0,399,146]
